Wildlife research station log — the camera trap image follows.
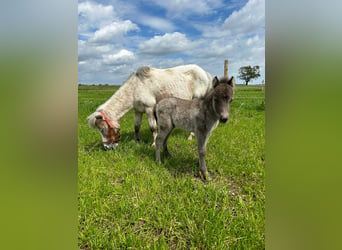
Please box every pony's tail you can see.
[153,105,158,122]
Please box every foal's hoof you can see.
[200,171,210,182]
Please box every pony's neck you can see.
[98,83,134,127]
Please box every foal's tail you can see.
[154,94,173,122]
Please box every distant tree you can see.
[238,66,261,85]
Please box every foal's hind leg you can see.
[156,127,173,163]
[155,113,173,163]
[163,129,173,157]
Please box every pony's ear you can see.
[88,112,104,129]
[212,76,220,87]
[228,76,235,87]
[95,118,107,129]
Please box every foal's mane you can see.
[218,76,230,84]
[199,76,233,101]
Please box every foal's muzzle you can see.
[219,117,228,123]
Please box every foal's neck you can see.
[201,90,218,121]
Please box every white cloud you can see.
[89,20,139,44]
[102,49,135,65]
[156,58,186,68]
[146,0,224,17]
[78,40,117,61]
[138,15,175,32]
[222,0,265,36]
[138,32,193,55]
[78,1,117,35]
[78,1,115,22]
[246,35,260,46]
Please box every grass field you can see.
[78,84,265,249]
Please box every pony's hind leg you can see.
[145,107,158,147]
[134,111,143,141]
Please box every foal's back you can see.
[156,97,200,132]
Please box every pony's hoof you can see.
[151,142,156,148]
[155,159,163,165]
[187,132,195,140]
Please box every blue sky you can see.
[78,0,265,85]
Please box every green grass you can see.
[78,84,265,249]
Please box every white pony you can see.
[88,64,212,149]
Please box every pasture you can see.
[78,83,265,249]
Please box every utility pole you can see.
[224,60,228,78]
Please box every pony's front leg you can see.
[134,111,143,141]
[145,107,157,147]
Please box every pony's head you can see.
[87,110,121,150]
[212,76,235,123]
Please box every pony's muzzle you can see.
[103,142,119,150]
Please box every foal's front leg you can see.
[196,131,210,180]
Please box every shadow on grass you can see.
[132,141,200,178]
[121,128,199,178]
[83,140,106,152]
[83,128,201,178]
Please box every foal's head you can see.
[212,76,235,123]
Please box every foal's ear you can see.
[228,76,235,87]
[212,76,220,87]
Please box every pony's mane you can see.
[135,66,151,79]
